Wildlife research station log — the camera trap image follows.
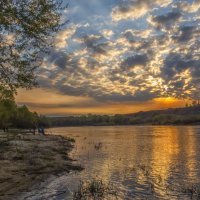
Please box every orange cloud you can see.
[15,88,186,115]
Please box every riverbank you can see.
[49,105,200,127]
[0,132,82,199]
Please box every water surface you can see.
[31,126,200,199]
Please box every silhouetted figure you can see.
[3,127,8,132]
[38,127,45,135]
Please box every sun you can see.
[153,97,186,108]
[154,97,177,103]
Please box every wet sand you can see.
[0,132,82,200]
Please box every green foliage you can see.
[0,99,17,129]
[15,105,36,129]
[0,99,50,131]
[0,0,67,97]
[49,106,200,126]
[151,114,181,125]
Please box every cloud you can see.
[159,53,200,98]
[161,53,194,79]
[121,54,148,69]
[19,101,102,109]
[111,0,173,22]
[82,35,109,56]
[97,90,156,102]
[101,29,114,39]
[111,0,151,21]
[176,24,200,42]
[54,26,77,48]
[47,50,70,69]
[178,0,200,13]
[124,29,152,40]
[32,0,200,103]
[148,10,182,29]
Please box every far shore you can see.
[0,131,82,199]
[49,123,200,128]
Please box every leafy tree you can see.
[0,98,50,132]
[0,99,17,131]
[15,105,36,129]
[0,0,67,97]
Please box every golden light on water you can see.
[149,126,180,197]
[183,127,197,181]
[52,126,199,199]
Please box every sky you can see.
[16,0,200,115]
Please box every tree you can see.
[0,0,67,97]
[0,99,17,131]
[16,105,36,129]
[0,99,50,132]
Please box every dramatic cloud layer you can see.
[35,0,200,104]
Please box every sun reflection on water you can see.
[50,126,200,199]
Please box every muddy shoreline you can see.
[0,132,82,200]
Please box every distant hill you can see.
[127,106,200,117]
[48,105,200,127]
[124,105,200,125]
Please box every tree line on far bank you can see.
[2,100,200,132]
[49,105,200,127]
[0,99,50,132]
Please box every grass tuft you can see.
[73,179,118,200]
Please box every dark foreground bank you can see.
[0,132,82,200]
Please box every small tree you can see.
[16,105,37,129]
[0,99,17,131]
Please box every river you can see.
[23,126,200,199]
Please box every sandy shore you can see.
[0,132,82,200]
